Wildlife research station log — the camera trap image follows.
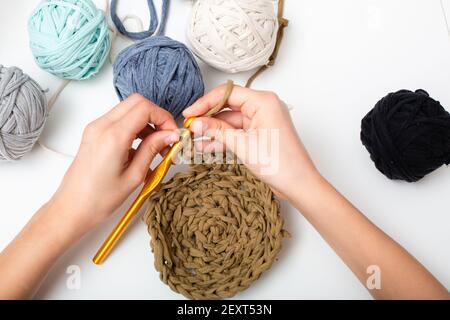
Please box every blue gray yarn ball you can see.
[0,65,48,161]
[28,0,111,80]
[113,36,204,119]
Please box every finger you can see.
[90,94,148,131]
[125,130,179,184]
[183,84,255,118]
[137,124,155,140]
[114,100,177,141]
[190,117,234,137]
[128,126,169,167]
[190,117,247,160]
[194,139,227,153]
[82,95,153,142]
[129,142,171,166]
[102,93,149,123]
[160,145,172,157]
[214,111,245,129]
[128,147,137,163]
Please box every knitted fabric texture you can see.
[143,162,287,299]
[110,0,169,40]
[187,0,279,73]
[28,0,111,80]
[361,89,450,182]
[0,65,48,161]
[113,36,204,119]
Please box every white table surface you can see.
[1,0,449,300]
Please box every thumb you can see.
[191,117,248,161]
[126,130,179,184]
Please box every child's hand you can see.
[183,85,319,200]
[51,94,179,233]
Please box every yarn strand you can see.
[110,0,169,40]
[441,0,450,39]
[245,0,288,88]
[35,79,74,160]
[105,0,145,63]
[47,80,71,111]
[204,80,234,117]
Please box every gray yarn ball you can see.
[0,65,48,161]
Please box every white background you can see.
[1,0,449,299]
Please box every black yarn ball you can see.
[361,89,450,182]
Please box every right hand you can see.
[183,84,319,200]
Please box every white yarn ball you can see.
[187,0,279,73]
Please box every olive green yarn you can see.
[143,163,288,300]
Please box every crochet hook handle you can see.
[92,192,147,265]
[93,158,171,264]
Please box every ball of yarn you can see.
[187,0,279,73]
[361,89,450,182]
[28,0,111,80]
[143,163,288,300]
[0,65,48,161]
[113,36,204,119]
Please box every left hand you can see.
[50,93,179,234]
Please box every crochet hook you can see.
[92,118,194,265]
[92,80,234,265]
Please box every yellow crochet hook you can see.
[93,118,195,265]
[93,80,234,265]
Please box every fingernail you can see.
[165,131,179,144]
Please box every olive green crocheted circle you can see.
[143,164,287,300]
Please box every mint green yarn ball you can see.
[28,0,111,80]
